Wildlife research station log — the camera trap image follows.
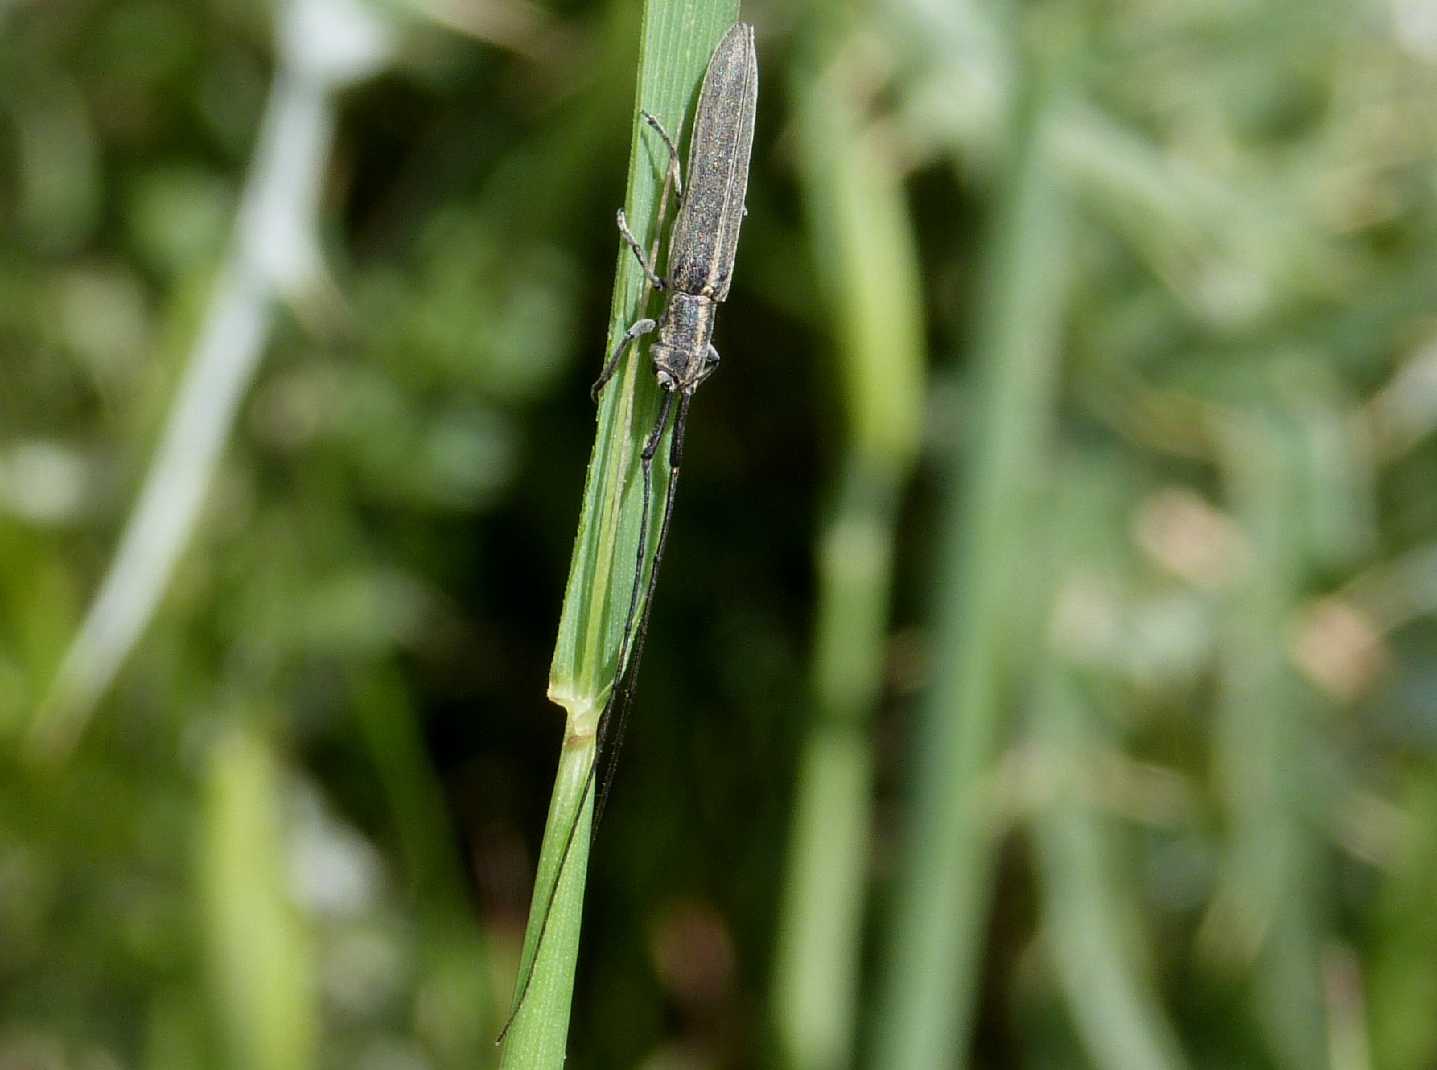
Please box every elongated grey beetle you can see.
[590,18,758,831]
[499,24,757,1045]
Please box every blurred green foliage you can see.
[2,0,1437,1067]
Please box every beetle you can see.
[500,23,757,1044]
[591,20,758,822]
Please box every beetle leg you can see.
[641,109,684,200]
[591,317,656,401]
[616,210,666,290]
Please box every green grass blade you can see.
[1032,465,1188,1070]
[200,727,316,1070]
[1034,667,1189,1070]
[772,20,926,1070]
[500,3,740,1065]
[871,80,1072,1069]
[1208,407,1330,1070]
[548,0,741,722]
[1369,776,1437,1069]
[498,743,595,1068]
[350,670,495,1065]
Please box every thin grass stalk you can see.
[499,3,740,1064]
[773,461,901,1070]
[498,747,595,1068]
[1208,407,1329,1070]
[29,0,392,759]
[1032,464,1188,1070]
[870,78,1072,1069]
[772,20,925,1070]
[350,670,493,1066]
[1369,775,1437,1069]
[200,726,315,1070]
[1034,668,1189,1070]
